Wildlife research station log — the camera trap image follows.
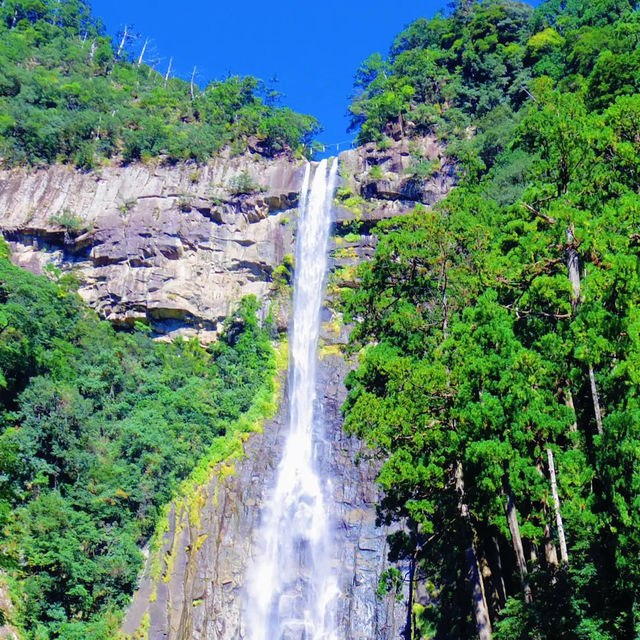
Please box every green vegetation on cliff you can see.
[0,0,319,168]
[349,0,534,147]
[344,0,640,638]
[349,0,640,181]
[0,240,276,638]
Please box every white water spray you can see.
[245,158,340,640]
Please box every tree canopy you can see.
[343,0,640,637]
[0,242,276,638]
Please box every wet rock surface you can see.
[318,352,409,640]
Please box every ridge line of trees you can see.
[0,0,320,168]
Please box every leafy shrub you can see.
[404,156,439,179]
[369,164,383,180]
[49,209,90,235]
[272,253,295,288]
[229,171,262,195]
[377,136,392,151]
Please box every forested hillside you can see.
[344,0,640,638]
[0,239,276,638]
[0,0,319,167]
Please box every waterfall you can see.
[245,158,340,640]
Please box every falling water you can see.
[245,158,340,640]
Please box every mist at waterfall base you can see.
[244,159,340,640]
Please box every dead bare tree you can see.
[547,449,569,567]
[116,25,140,61]
[190,66,197,101]
[116,25,129,58]
[164,57,173,88]
[136,38,149,67]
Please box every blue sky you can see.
[90,0,540,154]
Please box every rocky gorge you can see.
[0,137,454,640]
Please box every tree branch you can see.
[521,202,557,225]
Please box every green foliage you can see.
[49,209,89,234]
[404,154,440,179]
[527,27,565,54]
[228,170,263,196]
[343,1,640,637]
[349,0,640,183]
[271,254,295,289]
[0,255,275,639]
[377,567,404,602]
[376,135,393,151]
[368,164,383,180]
[349,0,534,148]
[0,1,319,167]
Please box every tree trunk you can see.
[566,226,605,438]
[404,556,416,640]
[489,535,507,609]
[465,548,493,640]
[137,38,148,67]
[547,448,569,566]
[479,542,506,618]
[442,288,448,338]
[543,522,558,569]
[457,464,493,639]
[505,493,533,603]
[117,25,128,59]
[190,66,197,101]
[564,384,578,434]
[589,366,604,436]
[566,226,581,308]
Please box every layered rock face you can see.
[0,155,304,341]
[0,136,453,339]
[0,137,454,640]
[331,136,455,293]
[339,136,454,210]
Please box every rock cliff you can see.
[0,136,453,339]
[121,351,408,640]
[0,137,454,640]
[0,154,304,341]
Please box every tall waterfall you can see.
[245,158,340,640]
